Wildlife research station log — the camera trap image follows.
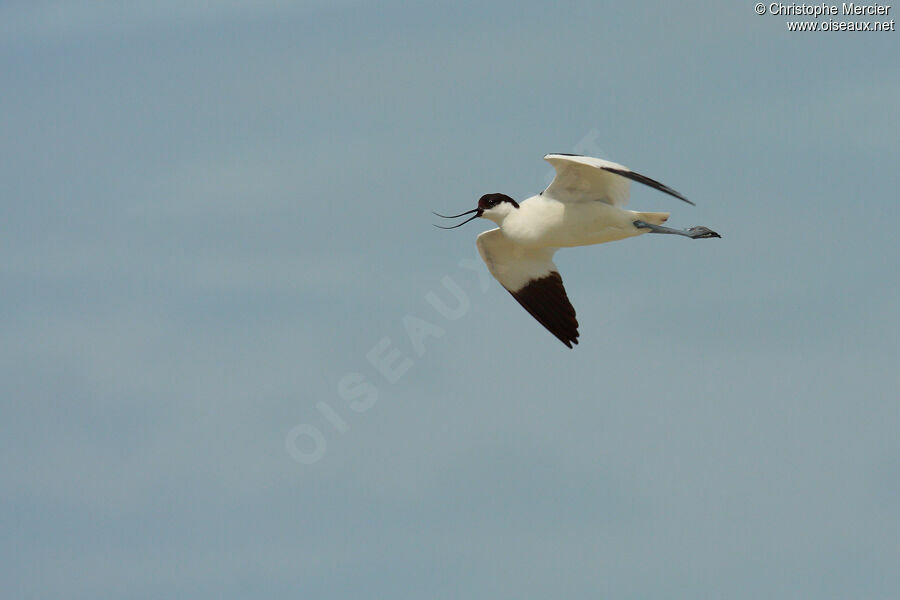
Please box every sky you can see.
[1,1,898,598]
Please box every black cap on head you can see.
[478,193,519,211]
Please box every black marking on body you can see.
[509,272,579,348]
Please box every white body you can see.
[471,154,688,347]
[483,193,659,248]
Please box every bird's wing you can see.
[542,153,693,207]
[477,228,579,348]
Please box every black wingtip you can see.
[508,272,580,349]
[602,166,695,206]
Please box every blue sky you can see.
[1,2,898,598]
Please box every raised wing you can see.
[542,153,693,207]
[477,228,579,348]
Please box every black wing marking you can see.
[509,272,579,348]
[601,166,694,206]
[547,153,694,206]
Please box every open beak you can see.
[432,208,482,229]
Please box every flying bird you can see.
[434,153,720,348]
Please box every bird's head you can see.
[477,193,519,224]
[433,193,519,229]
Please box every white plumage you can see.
[436,153,720,347]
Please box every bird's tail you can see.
[634,211,670,225]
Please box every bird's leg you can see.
[633,220,721,239]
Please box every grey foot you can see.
[633,220,722,239]
[686,226,721,239]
